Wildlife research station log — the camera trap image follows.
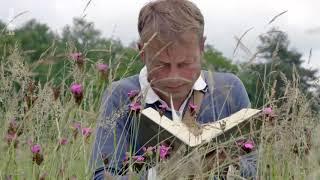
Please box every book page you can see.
[140,108,261,147]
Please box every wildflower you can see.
[5,133,18,148]
[96,63,108,73]
[70,83,82,95]
[71,122,81,140]
[123,152,131,166]
[70,83,83,105]
[7,119,18,134]
[30,144,44,165]
[71,122,82,130]
[158,101,169,116]
[70,52,84,68]
[82,127,93,143]
[59,138,68,145]
[27,139,33,146]
[129,102,142,112]
[31,144,41,154]
[127,90,139,100]
[143,146,154,157]
[243,141,255,150]
[236,139,255,153]
[7,118,22,138]
[189,102,197,115]
[158,144,171,160]
[82,127,92,137]
[262,107,272,115]
[159,102,169,111]
[132,155,145,163]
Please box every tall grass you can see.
[0,36,319,180]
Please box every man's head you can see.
[138,0,206,104]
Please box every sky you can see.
[1,0,320,71]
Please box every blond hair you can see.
[138,0,204,44]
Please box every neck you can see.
[161,95,187,111]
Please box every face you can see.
[139,32,205,102]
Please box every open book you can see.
[137,108,262,149]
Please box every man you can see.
[90,0,256,179]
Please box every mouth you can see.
[165,84,186,92]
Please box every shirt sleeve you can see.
[90,85,131,179]
[228,73,251,114]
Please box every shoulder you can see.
[201,70,244,90]
[201,70,250,112]
[108,75,141,95]
[101,74,140,107]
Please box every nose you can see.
[166,64,182,84]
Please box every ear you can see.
[200,36,206,54]
[138,42,146,64]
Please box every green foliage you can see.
[203,45,239,73]
[239,28,318,109]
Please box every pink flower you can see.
[244,141,254,150]
[70,83,83,95]
[132,155,145,162]
[31,144,41,154]
[159,102,169,111]
[27,139,33,146]
[189,102,197,112]
[5,133,17,141]
[263,107,276,117]
[70,52,83,62]
[127,90,139,99]
[236,139,255,153]
[129,102,142,112]
[96,63,108,73]
[263,107,272,114]
[143,146,154,156]
[5,133,18,147]
[158,144,171,160]
[82,127,92,137]
[59,138,68,145]
[71,122,81,130]
[124,152,130,161]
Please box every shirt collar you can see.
[138,66,207,105]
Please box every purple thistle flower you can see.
[158,144,171,160]
[82,127,92,137]
[236,139,255,153]
[129,102,142,112]
[27,139,33,146]
[127,90,139,99]
[262,107,276,118]
[31,144,41,154]
[59,138,68,145]
[263,107,272,114]
[143,146,154,156]
[96,63,108,73]
[71,122,81,130]
[70,52,83,62]
[70,83,83,95]
[159,101,169,111]
[244,141,254,150]
[70,83,83,105]
[132,155,145,162]
[189,102,197,112]
[69,52,85,68]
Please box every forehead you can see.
[145,31,200,56]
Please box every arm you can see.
[90,85,131,179]
[228,73,251,113]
